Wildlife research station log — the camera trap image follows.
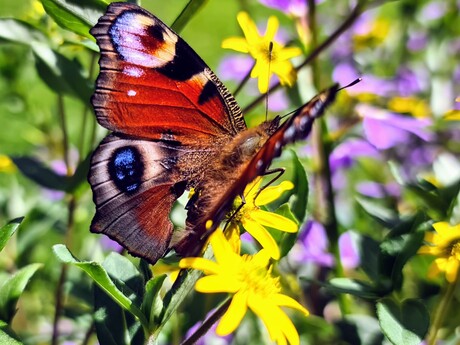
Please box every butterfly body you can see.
[89,2,338,264]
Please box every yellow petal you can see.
[249,294,283,341]
[272,294,309,315]
[252,249,272,268]
[256,63,270,94]
[256,181,294,206]
[445,259,460,283]
[225,223,242,254]
[195,275,241,293]
[243,177,264,201]
[251,209,298,233]
[276,46,302,60]
[179,257,220,275]
[265,16,279,41]
[216,291,248,335]
[221,37,250,53]
[242,217,280,259]
[210,229,240,265]
[237,12,260,45]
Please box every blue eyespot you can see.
[109,146,143,194]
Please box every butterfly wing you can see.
[178,85,339,255]
[89,134,186,263]
[89,2,247,263]
[90,2,246,143]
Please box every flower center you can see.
[237,255,280,297]
[449,241,460,260]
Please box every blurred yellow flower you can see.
[418,222,460,283]
[0,155,16,173]
[230,177,298,260]
[387,96,431,118]
[222,12,302,93]
[179,229,308,345]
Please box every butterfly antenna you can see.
[338,77,362,91]
[265,41,274,121]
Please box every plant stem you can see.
[427,272,460,345]
[51,94,78,345]
[181,297,231,345]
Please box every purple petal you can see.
[420,1,448,21]
[363,116,411,149]
[217,55,253,82]
[330,138,380,171]
[339,231,360,269]
[357,181,401,198]
[296,221,334,267]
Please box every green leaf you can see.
[273,204,300,258]
[0,218,23,253]
[0,320,22,345]
[356,196,399,228]
[323,278,379,299]
[0,19,48,45]
[52,245,149,330]
[377,298,429,345]
[41,0,108,38]
[11,156,69,191]
[32,43,93,103]
[171,0,209,33]
[290,150,309,223]
[0,263,42,323]
[142,275,167,329]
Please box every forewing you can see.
[91,2,246,144]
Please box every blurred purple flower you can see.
[356,104,433,150]
[292,221,334,267]
[356,181,401,198]
[290,221,360,270]
[395,66,427,97]
[258,0,307,17]
[217,55,253,82]
[184,309,233,345]
[339,231,360,270]
[420,1,448,21]
[330,138,380,172]
[100,235,124,252]
[407,31,427,52]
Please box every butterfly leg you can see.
[254,167,286,200]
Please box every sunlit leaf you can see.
[41,0,108,38]
[0,264,42,323]
[377,298,429,345]
[0,218,23,253]
[52,245,149,330]
[0,320,22,345]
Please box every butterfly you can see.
[88,2,339,264]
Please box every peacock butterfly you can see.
[88,2,339,264]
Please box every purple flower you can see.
[339,231,360,270]
[184,309,233,345]
[407,30,427,52]
[290,221,361,270]
[420,1,448,21]
[100,235,124,252]
[258,0,307,17]
[330,138,380,172]
[217,55,253,82]
[356,104,433,150]
[356,181,401,198]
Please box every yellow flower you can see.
[179,229,308,345]
[418,222,460,283]
[222,12,302,93]
[0,155,16,173]
[230,177,298,260]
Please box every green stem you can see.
[427,272,460,345]
[181,297,231,345]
